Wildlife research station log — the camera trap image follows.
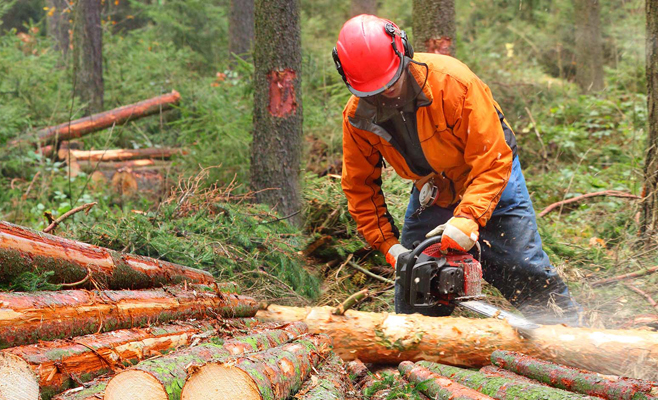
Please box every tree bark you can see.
[52,379,108,400]
[180,334,332,400]
[0,221,214,290]
[251,0,303,226]
[60,148,183,162]
[479,366,551,387]
[412,0,456,56]
[46,0,71,56]
[399,361,494,400]
[229,0,254,61]
[350,0,377,17]
[642,0,658,242]
[295,352,353,400]
[73,0,104,114]
[256,305,658,379]
[0,287,259,349]
[574,0,604,92]
[104,321,308,400]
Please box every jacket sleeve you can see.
[452,78,514,226]
[341,118,400,255]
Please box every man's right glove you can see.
[385,243,410,268]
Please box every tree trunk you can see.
[180,334,332,400]
[104,321,308,400]
[0,287,258,348]
[52,379,108,400]
[399,361,495,400]
[350,0,377,17]
[0,352,39,400]
[412,0,456,56]
[73,0,104,114]
[251,0,303,226]
[574,0,604,92]
[60,147,183,162]
[642,0,658,242]
[46,0,71,56]
[1,320,220,400]
[294,352,352,400]
[0,220,214,290]
[229,0,254,61]
[256,305,658,379]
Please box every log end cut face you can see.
[0,353,39,400]
[181,364,261,400]
[105,370,168,400]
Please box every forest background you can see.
[0,0,654,329]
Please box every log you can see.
[12,91,181,148]
[78,159,168,172]
[295,352,353,400]
[255,305,658,379]
[52,379,108,400]
[0,352,39,400]
[491,350,656,400]
[180,334,333,400]
[0,220,215,290]
[344,359,373,391]
[60,148,183,162]
[0,286,259,348]
[417,361,597,400]
[104,321,308,400]
[0,320,220,399]
[399,361,494,400]
[479,366,550,387]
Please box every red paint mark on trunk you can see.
[425,37,453,56]
[268,69,297,117]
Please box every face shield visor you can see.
[360,57,429,111]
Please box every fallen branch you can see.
[538,190,640,218]
[53,378,108,400]
[333,289,369,315]
[626,284,658,309]
[346,261,395,285]
[591,266,658,287]
[303,235,332,257]
[43,202,97,233]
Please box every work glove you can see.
[426,216,479,253]
[385,243,410,268]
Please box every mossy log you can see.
[295,352,353,400]
[416,361,597,400]
[0,320,223,399]
[180,334,332,400]
[0,220,215,289]
[256,305,658,378]
[61,148,184,162]
[479,366,550,387]
[0,286,259,348]
[491,350,656,400]
[52,378,108,400]
[104,321,308,400]
[399,361,494,400]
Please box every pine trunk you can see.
[0,287,258,348]
[399,361,495,400]
[256,305,658,379]
[180,334,332,400]
[642,0,658,242]
[46,0,71,56]
[479,366,551,387]
[52,379,108,400]
[350,0,377,17]
[73,0,104,114]
[295,352,353,400]
[104,321,308,400]
[229,0,254,61]
[61,148,183,162]
[0,220,214,290]
[251,0,303,226]
[412,0,456,56]
[574,0,604,92]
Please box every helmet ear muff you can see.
[400,30,414,59]
[332,47,349,85]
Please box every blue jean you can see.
[395,157,581,325]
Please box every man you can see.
[333,15,580,325]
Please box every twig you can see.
[524,107,548,161]
[346,261,395,285]
[22,170,41,200]
[333,289,369,315]
[538,190,640,218]
[259,209,301,225]
[335,254,353,280]
[625,284,658,309]
[43,202,98,233]
[591,265,658,287]
[59,267,92,288]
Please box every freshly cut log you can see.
[110,169,164,197]
[78,159,170,172]
[0,352,39,400]
[180,334,332,400]
[399,361,494,400]
[0,286,258,348]
[295,352,353,400]
[256,305,658,378]
[0,320,220,399]
[104,321,308,400]
[61,148,184,162]
[417,361,597,400]
[52,378,108,400]
[0,220,215,289]
[12,91,181,148]
[491,350,656,400]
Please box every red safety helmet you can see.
[333,15,414,97]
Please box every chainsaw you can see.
[396,236,539,333]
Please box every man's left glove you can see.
[426,216,479,253]
[385,244,410,268]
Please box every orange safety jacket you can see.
[341,53,517,256]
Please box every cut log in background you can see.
[0,220,214,289]
[256,305,658,379]
[0,286,258,348]
[60,147,184,163]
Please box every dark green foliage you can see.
[0,270,61,292]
